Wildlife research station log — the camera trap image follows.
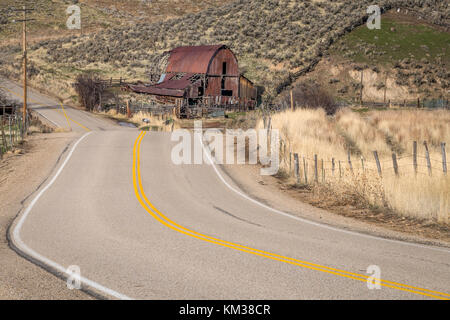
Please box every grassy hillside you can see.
[0,0,448,103]
[295,10,450,103]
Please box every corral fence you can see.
[99,100,243,119]
[0,111,31,160]
[336,98,450,110]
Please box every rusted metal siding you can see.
[166,45,224,74]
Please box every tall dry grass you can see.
[258,108,450,224]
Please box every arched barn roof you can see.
[166,44,229,74]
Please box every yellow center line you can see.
[0,85,90,132]
[132,131,449,300]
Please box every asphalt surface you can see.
[2,79,449,300]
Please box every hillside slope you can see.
[0,0,448,102]
[0,0,233,44]
[292,9,449,104]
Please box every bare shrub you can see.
[281,82,338,115]
[74,73,106,111]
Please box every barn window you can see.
[222,90,233,96]
[221,77,225,90]
[222,62,227,75]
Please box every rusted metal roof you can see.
[129,85,185,97]
[166,45,226,74]
[129,72,201,97]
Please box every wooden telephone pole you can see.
[14,5,34,129]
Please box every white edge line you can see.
[31,108,61,128]
[11,131,133,300]
[200,136,450,254]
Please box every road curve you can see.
[3,80,450,299]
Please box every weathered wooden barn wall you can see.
[239,76,256,101]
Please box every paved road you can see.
[2,79,449,299]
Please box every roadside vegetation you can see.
[258,107,449,224]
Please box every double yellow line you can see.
[132,131,450,300]
[0,85,90,132]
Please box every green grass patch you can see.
[330,16,450,65]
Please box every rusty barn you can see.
[129,45,257,117]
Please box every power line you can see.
[11,5,34,129]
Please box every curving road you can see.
[2,79,450,300]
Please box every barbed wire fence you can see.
[281,140,448,183]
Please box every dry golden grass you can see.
[98,109,181,131]
[260,108,450,224]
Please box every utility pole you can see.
[14,5,34,130]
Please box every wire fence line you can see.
[278,140,448,185]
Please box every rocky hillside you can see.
[0,0,448,102]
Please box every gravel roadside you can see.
[0,132,92,300]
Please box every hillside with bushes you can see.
[292,9,449,104]
[0,0,448,103]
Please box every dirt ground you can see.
[0,132,92,299]
[222,163,450,247]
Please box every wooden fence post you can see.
[339,160,342,179]
[289,152,292,173]
[314,154,318,182]
[424,141,432,176]
[361,156,365,172]
[303,157,308,184]
[347,151,353,174]
[8,116,12,147]
[373,151,382,177]
[331,158,335,176]
[441,142,447,175]
[290,89,294,111]
[321,159,324,182]
[413,141,418,175]
[360,70,364,106]
[126,100,131,118]
[294,153,299,183]
[392,153,399,176]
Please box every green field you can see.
[331,15,450,66]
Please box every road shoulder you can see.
[222,164,450,248]
[0,131,92,299]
